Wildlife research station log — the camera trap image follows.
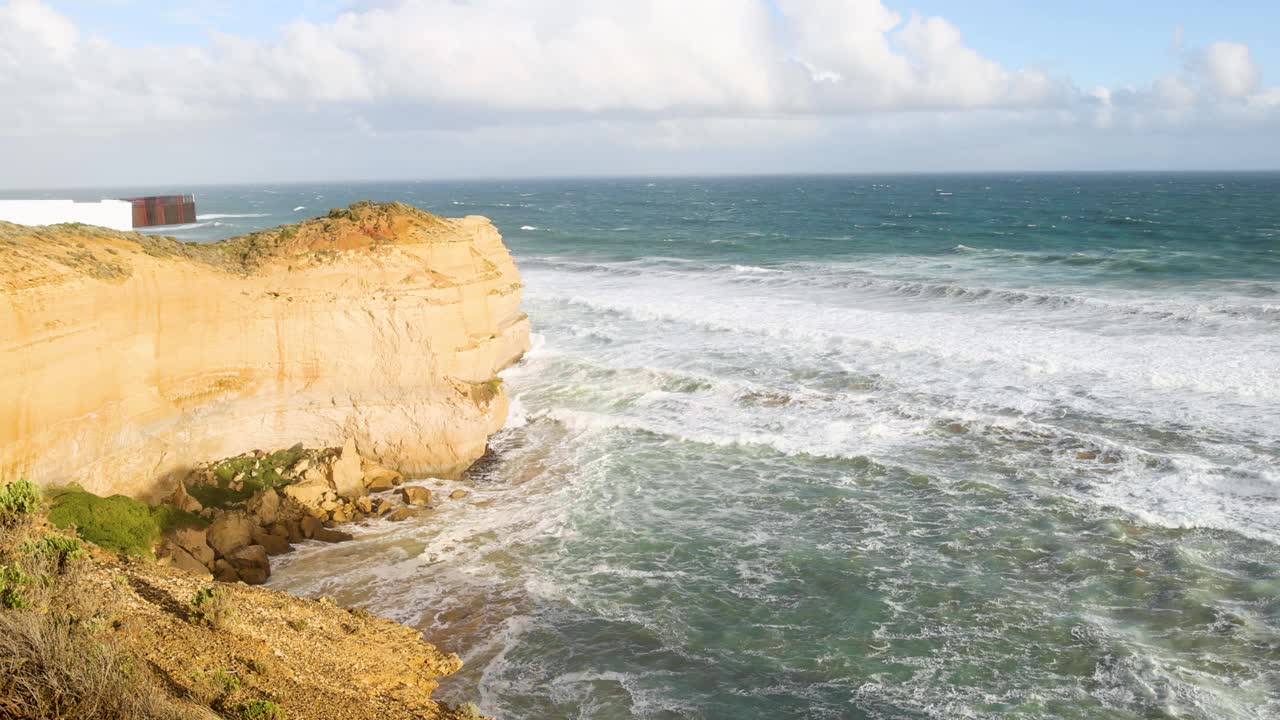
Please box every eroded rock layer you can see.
[1,202,530,499]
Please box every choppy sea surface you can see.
[24,175,1280,718]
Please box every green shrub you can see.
[0,479,40,524]
[210,669,241,696]
[240,699,286,720]
[0,564,34,609]
[47,491,159,557]
[190,586,234,629]
[192,667,242,709]
[23,533,85,571]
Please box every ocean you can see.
[37,175,1280,718]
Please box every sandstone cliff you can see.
[0,202,530,499]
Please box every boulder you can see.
[300,515,322,539]
[313,527,354,543]
[330,505,351,524]
[228,544,271,584]
[386,506,418,522]
[284,477,329,510]
[284,519,304,544]
[449,489,468,500]
[158,541,213,579]
[354,497,373,514]
[332,437,367,500]
[213,559,240,583]
[247,489,280,526]
[171,527,215,568]
[252,527,292,556]
[170,480,203,514]
[362,464,403,492]
[207,512,254,558]
[400,486,431,507]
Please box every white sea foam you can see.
[514,255,1280,543]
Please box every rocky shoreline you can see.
[158,440,475,586]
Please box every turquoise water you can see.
[26,175,1280,718]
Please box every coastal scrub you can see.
[47,489,159,557]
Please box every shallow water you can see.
[22,175,1279,718]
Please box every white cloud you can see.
[1199,41,1259,98]
[0,0,1278,184]
[0,0,1070,132]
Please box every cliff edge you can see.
[0,202,531,499]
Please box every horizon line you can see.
[4,168,1280,193]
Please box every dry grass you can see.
[0,610,199,720]
[0,481,206,719]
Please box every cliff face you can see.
[0,203,530,499]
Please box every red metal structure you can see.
[125,195,197,228]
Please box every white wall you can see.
[0,199,134,232]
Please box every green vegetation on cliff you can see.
[47,489,159,557]
[43,486,207,558]
[189,447,306,509]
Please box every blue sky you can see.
[912,1,1277,88]
[3,0,1279,186]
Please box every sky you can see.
[2,0,1278,188]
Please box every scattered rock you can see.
[229,544,271,584]
[332,437,367,500]
[207,511,254,557]
[400,486,431,507]
[1075,450,1099,461]
[449,489,467,500]
[320,499,340,512]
